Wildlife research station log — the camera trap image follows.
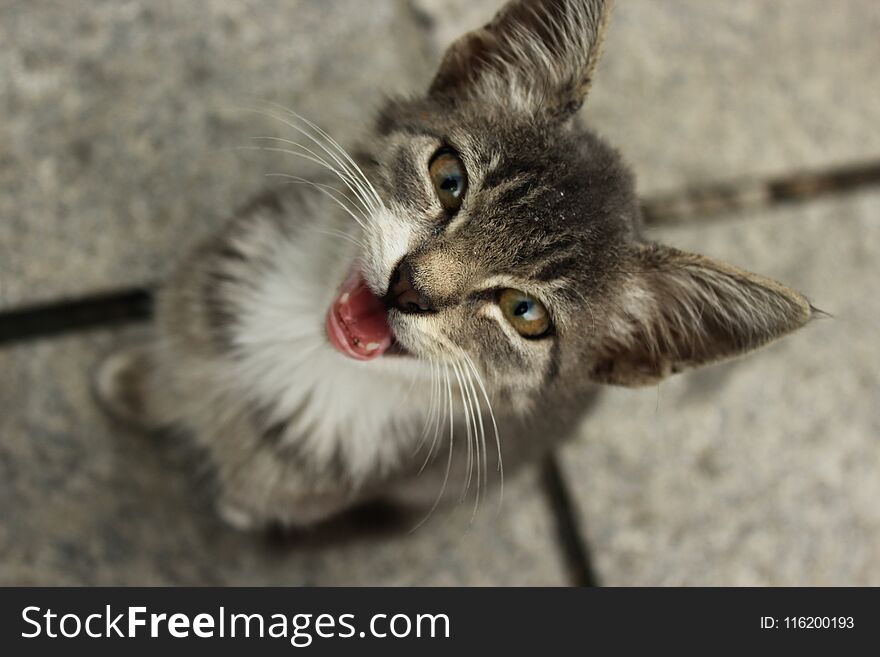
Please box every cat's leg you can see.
[215,486,354,531]
[93,339,355,530]
[93,343,166,430]
[194,409,358,531]
[92,208,251,431]
[211,449,357,531]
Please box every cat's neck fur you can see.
[215,188,429,485]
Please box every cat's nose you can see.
[387,259,435,314]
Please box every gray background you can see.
[1,0,878,585]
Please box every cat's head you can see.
[326,0,811,405]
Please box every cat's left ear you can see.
[428,0,613,119]
[588,243,814,387]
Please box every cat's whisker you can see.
[418,360,447,475]
[413,358,439,458]
[426,361,445,465]
[458,357,481,519]
[464,359,481,514]
[247,107,381,216]
[250,144,371,229]
[242,137,350,192]
[308,227,366,250]
[277,177,367,231]
[236,142,364,207]
[454,357,482,518]
[242,103,374,201]
[243,141,372,225]
[586,299,597,338]
[463,352,504,514]
[267,102,386,212]
[410,362,455,533]
[450,360,475,504]
[266,172,370,224]
[257,136,376,217]
[267,181,366,237]
[569,287,598,340]
[457,358,479,518]
[256,104,380,211]
[298,133,381,220]
[461,355,488,520]
[398,356,424,409]
[232,336,321,351]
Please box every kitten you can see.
[95,0,813,530]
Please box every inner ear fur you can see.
[590,243,813,387]
[428,0,613,119]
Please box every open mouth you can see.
[325,267,398,361]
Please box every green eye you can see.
[499,289,551,338]
[429,150,467,213]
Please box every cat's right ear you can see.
[428,0,613,119]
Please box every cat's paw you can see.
[215,500,265,532]
[93,345,158,430]
[215,490,355,531]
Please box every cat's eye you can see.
[499,289,551,338]
[429,150,467,213]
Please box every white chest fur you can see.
[222,204,428,485]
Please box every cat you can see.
[95,0,813,530]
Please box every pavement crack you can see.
[540,453,600,587]
[0,288,153,347]
[642,159,880,226]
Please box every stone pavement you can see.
[1,1,878,585]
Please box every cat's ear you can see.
[428,0,613,119]
[589,243,813,387]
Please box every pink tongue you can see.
[326,269,393,361]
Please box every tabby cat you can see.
[96,0,813,529]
